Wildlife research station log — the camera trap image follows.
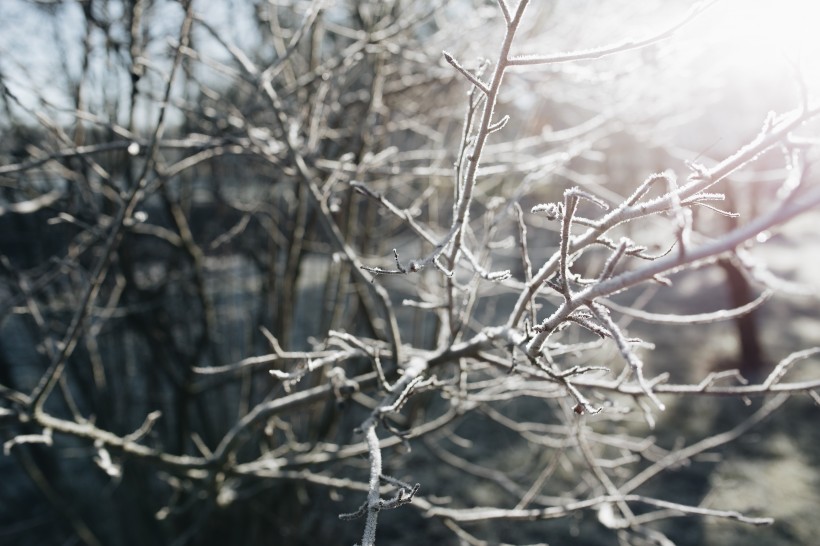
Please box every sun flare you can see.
[698,0,820,87]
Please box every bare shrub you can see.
[1,1,819,545]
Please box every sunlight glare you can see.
[704,0,820,87]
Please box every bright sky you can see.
[702,0,820,83]
[0,0,817,135]
[0,0,257,127]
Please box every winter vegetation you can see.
[1,0,820,544]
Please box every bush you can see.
[1,1,819,544]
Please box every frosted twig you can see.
[601,289,773,325]
[590,303,665,411]
[442,52,490,96]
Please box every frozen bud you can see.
[328,195,341,213]
[124,210,148,227]
[127,142,140,156]
[531,202,563,220]
[486,269,511,281]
